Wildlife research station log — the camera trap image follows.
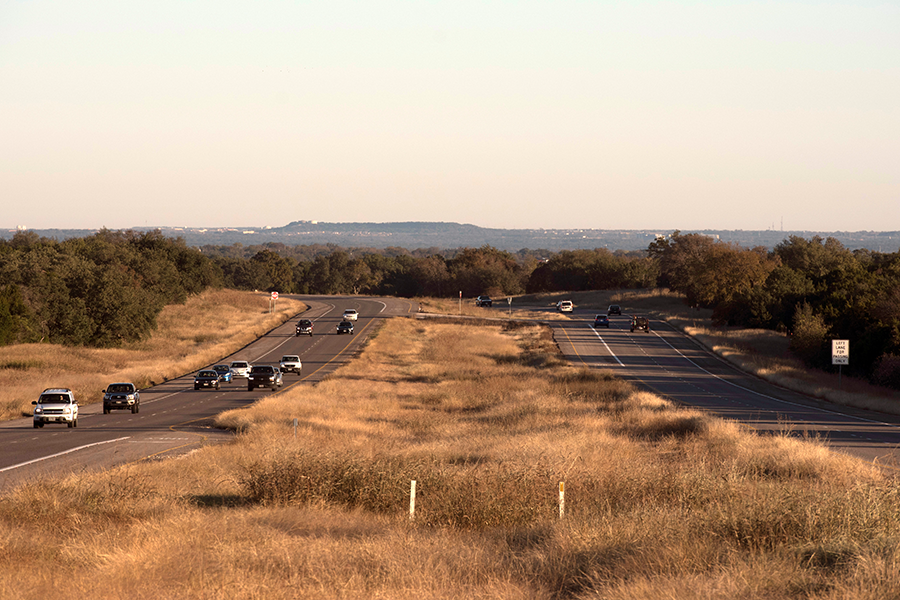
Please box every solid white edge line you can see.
[0,437,131,473]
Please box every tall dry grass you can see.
[2,316,898,598]
[417,296,572,321]
[0,289,305,420]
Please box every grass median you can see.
[1,315,898,598]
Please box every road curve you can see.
[0,296,417,491]
[549,308,900,472]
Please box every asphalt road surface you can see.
[0,296,417,491]
[548,307,900,473]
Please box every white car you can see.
[229,360,252,379]
[279,355,302,375]
[342,309,359,321]
[558,300,574,313]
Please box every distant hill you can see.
[3,221,899,253]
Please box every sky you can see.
[2,1,898,232]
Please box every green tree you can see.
[790,302,830,368]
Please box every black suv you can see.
[607,305,622,316]
[475,296,493,307]
[248,365,284,391]
[296,319,313,336]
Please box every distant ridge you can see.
[3,222,899,253]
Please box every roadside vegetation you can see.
[0,230,223,347]
[2,317,898,599]
[0,289,304,421]
[203,232,900,392]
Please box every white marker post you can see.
[409,480,417,521]
[559,482,565,519]
[508,296,512,317]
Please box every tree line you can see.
[201,243,656,300]
[0,230,222,346]
[5,228,898,391]
[648,231,900,388]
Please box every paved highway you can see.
[0,296,417,491]
[549,308,900,472]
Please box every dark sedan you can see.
[194,370,220,390]
[336,320,354,334]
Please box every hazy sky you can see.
[2,1,898,232]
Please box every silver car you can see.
[230,360,251,379]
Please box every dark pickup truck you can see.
[630,316,650,333]
[248,365,284,391]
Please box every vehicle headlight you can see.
[34,407,43,414]
[127,394,135,400]
[63,407,71,414]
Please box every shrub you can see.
[873,353,900,390]
[789,303,829,367]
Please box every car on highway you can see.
[279,355,302,375]
[593,315,610,328]
[475,296,493,307]
[102,382,140,414]
[248,365,283,391]
[194,370,220,390]
[32,389,78,428]
[230,360,251,379]
[296,319,314,336]
[336,320,354,334]
[212,364,234,383]
[630,316,650,333]
[558,300,574,313]
[342,309,359,321]
[608,305,622,316]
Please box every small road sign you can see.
[832,339,849,365]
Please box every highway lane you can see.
[550,309,900,471]
[0,296,417,491]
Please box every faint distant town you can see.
[3,221,899,253]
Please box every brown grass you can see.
[2,316,898,598]
[417,296,572,320]
[0,289,305,420]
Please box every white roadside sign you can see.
[832,339,849,365]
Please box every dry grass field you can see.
[2,316,899,599]
[418,296,571,321]
[0,289,305,421]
